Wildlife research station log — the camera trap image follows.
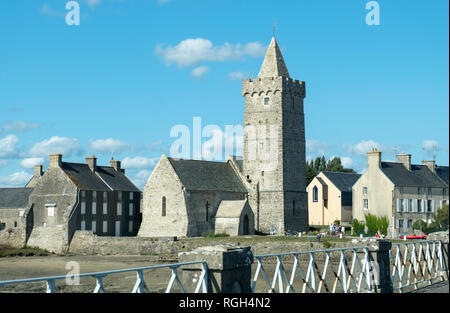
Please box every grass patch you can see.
[201,232,230,238]
[0,245,52,258]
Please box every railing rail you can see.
[252,246,375,293]
[390,240,448,293]
[0,260,209,293]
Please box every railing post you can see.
[179,245,253,293]
[370,240,393,293]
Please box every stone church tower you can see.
[242,36,308,234]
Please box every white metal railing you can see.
[0,260,208,293]
[390,240,448,293]
[252,246,376,293]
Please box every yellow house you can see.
[307,171,361,226]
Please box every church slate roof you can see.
[61,162,140,192]
[0,188,33,209]
[321,171,361,192]
[380,162,447,188]
[436,166,449,186]
[168,158,247,193]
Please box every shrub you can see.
[351,219,365,236]
[377,216,389,236]
[333,220,341,226]
[364,214,378,236]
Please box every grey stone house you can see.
[26,154,141,253]
[0,188,34,247]
[139,36,309,237]
[353,150,449,237]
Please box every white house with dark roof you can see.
[353,149,449,238]
[25,154,141,253]
[307,171,361,226]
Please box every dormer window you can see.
[264,97,270,106]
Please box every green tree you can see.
[377,216,389,236]
[351,219,365,236]
[435,204,449,230]
[364,214,378,236]
[305,156,356,186]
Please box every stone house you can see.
[26,154,141,253]
[307,171,361,226]
[353,149,449,237]
[139,36,309,238]
[0,188,34,247]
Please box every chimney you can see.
[367,148,381,169]
[396,152,411,171]
[49,154,62,168]
[422,160,436,173]
[110,157,121,171]
[34,165,43,177]
[86,155,97,172]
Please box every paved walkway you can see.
[408,281,449,293]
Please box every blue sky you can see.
[0,0,448,189]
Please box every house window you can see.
[81,202,86,215]
[81,191,86,199]
[398,199,404,212]
[47,205,56,217]
[92,202,96,215]
[129,221,133,233]
[103,192,107,202]
[103,221,107,233]
[130,192,134,201]
[427,200,433,212]
[417,199,422,212]
[93,191,97,201]
[312,186,318,202]
[103,202,107,215]
[293,200,296,216]
[363,187,368,195]
[408,199,413,212]
[398,219,404,229]
[81,220,86,231]
[0,223,6,230]
[407,219,413,229]
[92,221,96,234]
[162,196,166,216]
[428,188,432,195]
[118,191,122,201]
[264,97,270,106]
[117,202,122,216]
[206,202,209,221]
[129,203,134,216]
[363,199,369,210]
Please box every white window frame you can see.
[117,202,122,216]
[47,205,56,217]
[92,202,96,215]
[81,202,86,215]
[102,221,107,233]
[92,221,96,234]
[363,187,368,195]
[129,203,134,216]
[81,220,86,231]
[363,199,369,210]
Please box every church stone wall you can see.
[138,156,189,238]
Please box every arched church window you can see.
[312,186,318,203]
[162,196,166,216]
[206,202,209,221]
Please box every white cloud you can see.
[422,140,439,152]
[20,158,45,169]
[0,135,19,158]
[40,3,65,18]
[131,170,151,189]
[90,138,131,154]
[0,171,33,187]
[229,71,252,81]
[155,38,266,68]
[344,140,382,156]
[191,66,210,78]
[306,139,330,156]
[1,121,40,133]
[340,157,354,168]
[29,136,81,157]
[122,156,159,169]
